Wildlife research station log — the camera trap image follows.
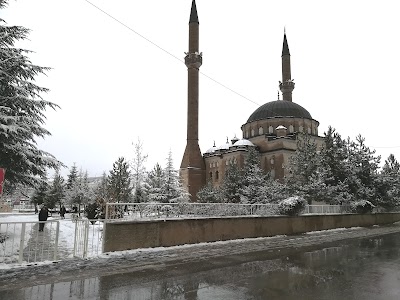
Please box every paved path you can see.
[1,222,400,290]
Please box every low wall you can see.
[103,213,400,253]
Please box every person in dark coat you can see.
[60,205,66,219]
[38,205,49,232]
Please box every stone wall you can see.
[103,213,400,253]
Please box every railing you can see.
[73,219,104,259]
[0,220,59,264]
[105,203,354,221]
[304,205,352,215]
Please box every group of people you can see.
[37,204,67,232]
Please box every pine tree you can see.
[240,147,267,204]
[376,154,400,209]
[107,157,132,203]
[45,169,64,211]
[144,163,167,203]
[220,161,242,203]
[345,135,380,202]
[31,175,49,208]
[263,172,289,203]
[0,0,61,191]
[66,163,78,190]
[197,180,220,203]
[164,150,188,202]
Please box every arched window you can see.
[209,172,213,180]
[258,127,264,135]
[270,169,275,179]
[215,171,219,180]
[245,131,249,138]
[307,127,311,134]
[251,129,255,137]
[269,126,273,134]
[299,125,303,132]
[289,125,294,133]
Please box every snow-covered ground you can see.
[0,213,102,265]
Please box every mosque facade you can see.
[180,0,324,200]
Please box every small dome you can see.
[216,141,232,151]
[233,139,255,147]
[205,145,217,154]
[276,125,287,130]
[247,100,312,123]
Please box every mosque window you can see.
[299,125,303,132]
[258,127,264,135]
[289,125,294,133]
[245,131,249,138]
[270,169,275,179]
[270,157,275,165]
[209,172,213,180]
[226,160,229,166]
[234,158,237,164]
[216,161,219,167]
[307,127,311,134]
[251,129,255,137]
[209,163,212,168]
[269,126,273,134]
[215,171,219,180]
[313,128,316,135]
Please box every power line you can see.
[83,0,264,108]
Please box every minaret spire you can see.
[279,30,295,101]
[180,0,205,201]
[189,0,199,24]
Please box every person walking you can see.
[38,205,48,232]
[60,205,66,219]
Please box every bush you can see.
[278,196,307,216]
[351,200,375,214]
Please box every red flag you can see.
[0,168,5,196]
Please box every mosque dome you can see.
[216,141,232,151]
[205,145,217,154]
[233,139,255,147]
[247,100,312,123]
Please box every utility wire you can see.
[83,0,263,108]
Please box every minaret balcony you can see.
[185,52,202,69]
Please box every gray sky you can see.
[4,0,400,177]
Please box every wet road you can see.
[1,225,400,299]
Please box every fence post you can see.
[53,221,60,261]
[105,203,109,220]
[83,220,89,258]
[18,223,26,264]
[73,219,78,257]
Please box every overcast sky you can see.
[4,0,400,177]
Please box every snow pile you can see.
[278,196,307,216]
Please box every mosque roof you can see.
[233,139,255,147]
[246,100,312,123]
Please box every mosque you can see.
[180,0,324,201]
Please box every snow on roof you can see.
[276,125,287,130]
[216,141,232,151]
[233,139,255,147]
[205,145,217,154]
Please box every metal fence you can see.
[73,219,104,259]
[105,203,355,221]
[0,220,59,264]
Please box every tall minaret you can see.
[180,0,205,201]
[279,31,295,101]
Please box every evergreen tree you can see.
[31,175,49,208]
[0,0,61,191]
[240,147,267,204]
[144,163,167,203]
[345,135,380,202]
[107,157,132,203]
[93,172,108,218]
[197,180,220,203]
[66,163,78,190]
[263,172,289,203]
[45,169,64,211]
[164,150,188,202]
[220,161,242,203]
[376,154,400,209]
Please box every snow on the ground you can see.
[0,213,102,266]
